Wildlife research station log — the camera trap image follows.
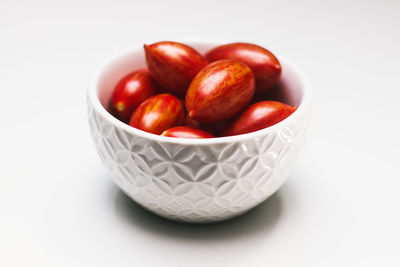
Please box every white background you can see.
[1,0,399,266]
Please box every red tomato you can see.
[144,41,208,97]
[129,93,185,135]
[185,59,255,123]
[161,126,214,139]
[222,101,296,136]
[112,69,161,122]
[205,43,281,94]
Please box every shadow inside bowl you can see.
[113,183,288,242]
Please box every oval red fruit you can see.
[111,69,161,122]
[144,41,208,97]
[205,43,281,94]
[185,59,255,123]
[161,126,214,139]
[129,93,184,135]
[221,101,296,136]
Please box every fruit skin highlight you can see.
[144,41,208,97]
[205,43,281,94]
[185,59,255,123]
[161,126,214,139]
[221,101,296,136]
[129,93,184,135]
[111,69,161,122]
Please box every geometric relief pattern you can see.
[88,101,311,223]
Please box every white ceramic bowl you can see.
[87,42,311,223]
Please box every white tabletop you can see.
[1,0,399,266]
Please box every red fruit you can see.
[185,59,255,123]
[144,41,208,97]
[205,43,281,94]
[111,69,161,122]
[161,126,214,139]
[185,116,228,136]
[129,94,184,135]
[222,101,296,136]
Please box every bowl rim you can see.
[88,41,311,145]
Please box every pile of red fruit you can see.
[111,41,296,139]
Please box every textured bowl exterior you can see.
[87,44,311,223]
[88,107,310,223]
